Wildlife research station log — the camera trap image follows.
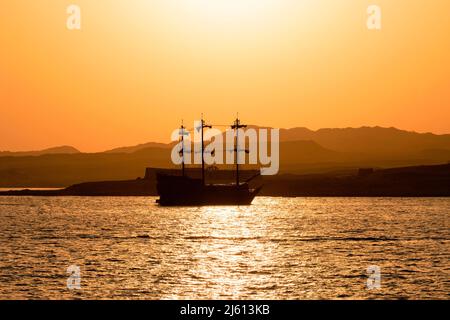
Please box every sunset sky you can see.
[1,0,449,152]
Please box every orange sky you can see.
[1,0,449,152]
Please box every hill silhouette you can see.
[103,142,172,153]
[278,126,450,155]
[101,126,450,158]
[0,126,449,187]
[2,164,449,197]
[0,146,80,157]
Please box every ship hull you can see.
[156,174,261,206]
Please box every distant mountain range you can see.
[103,142,172,154]
[0,126,449,187]
[0,146,80,157]
[3,126,449,156]
[278,126,450,155]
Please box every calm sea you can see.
[0,196,448,299]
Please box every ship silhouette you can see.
[156,116,262,206]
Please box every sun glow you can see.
[153,0,290,39]
[2,0,450,152]
[166,0,281,22]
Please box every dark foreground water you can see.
[0,196,448,299]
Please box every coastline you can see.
[1,164,449,198]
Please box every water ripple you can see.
[0,196,448,299]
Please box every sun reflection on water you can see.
[0,197,448,299]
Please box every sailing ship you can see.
[156,117,262,206]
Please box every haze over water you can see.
[0,197,448,299]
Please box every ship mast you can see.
[179,121,186,177]
[232,116,247,187]
[201,114,212,186]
